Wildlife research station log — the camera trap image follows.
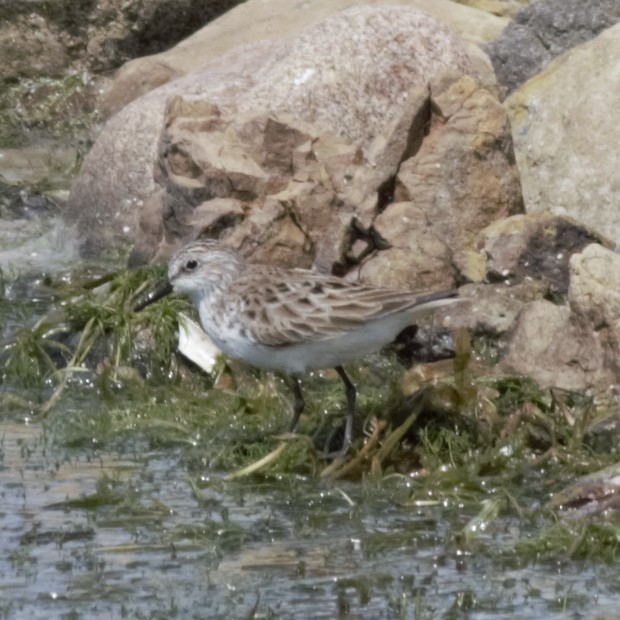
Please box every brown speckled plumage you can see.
[161,239,460,454]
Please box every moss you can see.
[0,74,97,148]
[515,520,620,563]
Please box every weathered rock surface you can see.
[472,213,610,292]
[236,8,472,147]
[500,299,590,390]
[135,65,520,280]
[393,72,523,255]
[356,203,454,291]
[66,5,479,257]
[67,43,277,258]
[446,280,547,337]
[143,83,439,272]
[485,0,620,97]
[501,244,620,391]
[355,61,530,291]
[504,21,620,244]
[99,0,506,116]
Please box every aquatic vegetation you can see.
[2,261,619,582]
[1,316,72,386]
[1,263,193,410]
[1,264,616,481]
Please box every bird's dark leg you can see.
[285,375,305,432]
[335,365,356,454]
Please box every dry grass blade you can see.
[370,410,418,476]
[223,442,287,480]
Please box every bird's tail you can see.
[411,288,461,314]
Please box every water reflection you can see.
[0,421,617,619]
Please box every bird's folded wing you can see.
[235,271,448,347]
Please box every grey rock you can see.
[485,0,620,97]
[98,0,507,118]
[505,21,620,244]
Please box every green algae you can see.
[0,73,97,149]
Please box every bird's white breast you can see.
[198,302,418,374]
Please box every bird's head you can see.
[133,239,244,312]
[168,239,245,298]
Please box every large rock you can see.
[65,5,478,257]
[485,0,620,98]
[141,66,522,280]
[67,45,275,258]
[144,81,442,273]
[99,0,506,116]
[505,22,620,245]
[235,8,472,146]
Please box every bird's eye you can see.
[184,259,198,271]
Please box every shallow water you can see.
[1,418,618,619]
[0,217,79,276]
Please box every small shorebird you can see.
[140,239,459,454]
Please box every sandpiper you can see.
[139,239,459,454]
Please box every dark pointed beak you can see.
[133,279,174,311]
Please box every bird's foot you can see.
[319,413,353,460]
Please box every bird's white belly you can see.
[201,313,413,374]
